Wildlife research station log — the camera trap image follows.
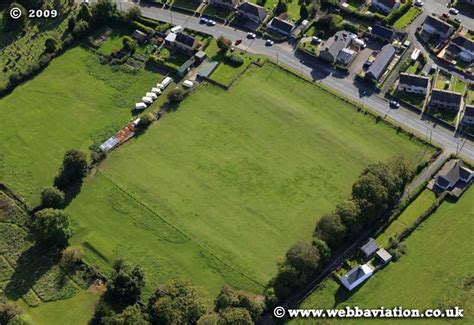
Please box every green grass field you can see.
[393,7,422,30]
[0,46,163,207]
[376,189,436,247]
[298,188,474,324]
[67,64,433,302]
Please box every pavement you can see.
[117,1,474,161]
[421,0,474,30]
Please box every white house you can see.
[236,1,267,24]
[434,159,474,190]
[267,17,295,37]
[372,0,400,14]
[340,264,374,291]
[398,73,430,95]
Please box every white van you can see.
[135,102,147,110]
[151,87,162,95]
[146,92,158,100]
[170,25,182,33]
[142,97,154,104]
[183,80,193,88]
[159,76,173,90]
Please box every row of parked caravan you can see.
[135,76,174,111]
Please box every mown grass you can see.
[250,0,300,20]
[67,64,433,302]
[376,189,436,247]
[297,188,474,324]
[0,46,163,206]
[393,7,422,30]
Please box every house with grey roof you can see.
[461,105,474,125]
[360,238,379,259]
[319,31,355,64]
[434,159,474,190]
[267,17,295,37]
[429,89,463,111]
[165,32,200,55]
[237,1,267,24]
[372,0,400,14]
[446,34,474,64]
[398,73,430,95]
[208,0,240,9]
[340,264,374,291]
[366,44,396,81]
[370,24,396,43]
[421,15,455,41]
[375,248,392,265]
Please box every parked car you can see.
[448,8,459,15]
[265,39,274,46]
[200,17,209,24]
[235,39,242,46]
[207,20,216,26]
[390,100,400,109]
[442,12,450,18]
[311,36,322,44]
[415,0,424,6]
[247,32,256,39]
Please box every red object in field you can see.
[235,39,242,45]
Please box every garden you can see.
[393,7,422,30]
[66,63,434,303]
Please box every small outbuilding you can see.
[360,238,379,259]
[375,248,392,265]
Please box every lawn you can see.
[298,188,474,323]
[434,72,450,90]
[67,64,433,302]
[172,0,201,10]
[0,46,163,207]
[393,7,422,30]
[250,0,301,20]
[375,189,436,247]
[450,76,467,94]
[203,4,234,19]
[394,89,426,108]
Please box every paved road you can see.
[422,0,474,30]
[117,1,474,161]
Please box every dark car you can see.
[390,100,400,109]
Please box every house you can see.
[434,159,474,190]
[429,89,463,111]
[398,73,430,95]
[208,0,240,9]
[194,50,207,65]
[132,30,148,43]
[337,48,357,65]
[446,34,474,63]
[461,105,474,125]
[366,44,396,81]
[360,238,379,259]
[375,248,392,265]
[372,0,400,14]
[165,32,200,54]
[236,2,267,24]
[370,24,396,43]
[421,15,455,41]
[267,17,295,37]
[340,264,374,291]
[319,31,355,64]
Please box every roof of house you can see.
[376,0,398,9]
[375,248,392,263]
[371,24,395,41]
[430,89,463,105]
[399,73,430,88]
[423,15,453,35]
[269,17,295,34]
[366,44,396,80]
[175,32,198,47]
[360,238,379,257]
[450,35,474,52]
[437,159,466,184]
[446,43,462,56]
[322,31,354,60]
[337,48,356,63]
[343,264,373,286]
[237,1,267,19]
[464,105,474,117]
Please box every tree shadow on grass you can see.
[4,243,61,301]
[61,181,84,209]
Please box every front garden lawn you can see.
[0,47,163,206]
[297,188,474,324]
[67,63,434,303]
[393,7,422,30]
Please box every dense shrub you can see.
[214,286,263,321]
[32,208,73,245]
[40,187,65,209]
[60,246,84,271]
[167,87,187,103]
[227,54,244,67]
[107,259,145,306]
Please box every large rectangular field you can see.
[0,47,162,206]
[298,188,474,323]
[67,64,434,300]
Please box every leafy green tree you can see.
[217,35,232,53]
[312,238,331,265]
[218,308,252,325]
[3,3,27,32]
[0,296,22,324]
[335,199,362,237]
[352,173,389,224]
[285,241,320,275]
[214,286,263,321]
[78,3,92,21]
[148,280,206,324]
[40,187,65,209]
[299,4,309,19]
[271,264,305,301]
[275,0,288,15]
[102,304,147,325]
[126,6,142,22]
[122,36,137,53]
[72,20,89,37]
[54,149,88,189]
[167,88,186,104]
[32,209,73,245]
[67,16,76,31]
[197,312,219,324]
[60,246,83,271]
[92,0,118,23]
[313,213,346,249]
[44,37,60,53]
[108,259,145,306]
